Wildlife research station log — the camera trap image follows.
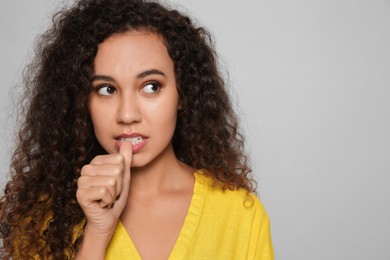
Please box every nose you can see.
[116,94,141,124]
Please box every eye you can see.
[96,84,117,96]
[141,81,161,94]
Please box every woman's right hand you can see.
[76,141,132,258]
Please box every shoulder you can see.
[193,169,273,257]
[194,169,269,220]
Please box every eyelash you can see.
[141,81,162,94]
[95,84,116,96]
[93,80,162,96]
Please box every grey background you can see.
[1,0,390,259]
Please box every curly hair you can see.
[0,0,254,258]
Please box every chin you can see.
[129,155,149,168]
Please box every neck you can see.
[130,145,194,195]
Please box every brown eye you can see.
[97,84,117,96]
[142,81,161,94]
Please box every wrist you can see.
[76,223,116,259]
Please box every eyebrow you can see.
[136,69,166,79]
[91,75,114,82]
[91,69,166,82]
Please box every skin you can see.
[76,31,195,260]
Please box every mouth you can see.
[115,133,148,153]
[119,136,144,146]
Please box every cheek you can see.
[89,102,100,126]
[147,97,179,127]
[89,99,113,132]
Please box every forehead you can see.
[94,31,173,73]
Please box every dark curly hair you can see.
[0,0,254,258]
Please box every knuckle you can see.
[81,164,93,176]
[76,189,83,201]
[99,187,109,197]
[77,176,87,187]
[91,155,105,163]
[115,154,125,163]
[107,178,116,188]
[112,167,122,177]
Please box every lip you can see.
[115,133,148,154]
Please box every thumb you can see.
[119,140,132,172]
[113,140,132,214]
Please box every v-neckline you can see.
[115,170,207,259]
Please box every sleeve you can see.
[249,197,274,260]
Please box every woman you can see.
[0,0,273,259]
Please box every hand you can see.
[76,141,132,237]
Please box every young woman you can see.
[0,0,273,259]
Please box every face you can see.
[88,31,180,167]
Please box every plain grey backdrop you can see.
[1,0,389,259]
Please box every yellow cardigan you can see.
[106,170,274,259]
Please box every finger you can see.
[90,153,124,165]
[76,186,116,209]
[77,175,118,199]
[81,164,122,177]
[80,164,123,193]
